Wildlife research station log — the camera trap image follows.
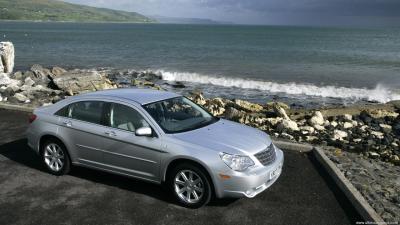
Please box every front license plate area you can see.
[270,165,281,180]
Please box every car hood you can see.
[172,119,272,155]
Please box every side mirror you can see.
[135,127,153,137]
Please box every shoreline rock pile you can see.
[187,92,400,166]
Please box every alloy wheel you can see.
[44,143,65,172]
[174,170,204,204]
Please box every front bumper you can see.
[214,148,284,198]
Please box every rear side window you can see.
[55,101,106,125]
[69,101,105,124]
[55,106,68,117]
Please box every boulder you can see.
[365,109,399,119]
[0,73,12,86]
[343,114,352,121]
[379,124,392,133]
[370,131,384,139]
[234,99,263,113]
[24,77,35,87]
[52,70,116,94]
[30,64,52,85]
[223,107,246,120]
[12,93,28,103]
[314,124,325,131]
[266,117,283,126]
[190,91,206,106]
[309,111,324,126]
[277,119,299,131]
[333,129,348,140]
[271,102,289,120]
[171,81,185,88]
[137,71,162,81]
[330,121,338,127]
[204,98,225,116]
[343,122,353,129]
[390,155,400,165]
[0,42,14,73]
[300,126,315,134]
[266,101,290,111]
[12,71,23,80]
[305,136,318,142]
[369,152,380,159]
[51,66,67,77]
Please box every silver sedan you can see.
[27,88,284,208]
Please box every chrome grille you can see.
[254,144,276,166]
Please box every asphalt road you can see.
[0,109,361,225]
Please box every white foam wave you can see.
[158,70,400,103]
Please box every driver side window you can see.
[109,103,149,132]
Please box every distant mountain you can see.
[150,15,230,25]
[0,0,155,23]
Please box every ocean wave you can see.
[158,70,400,103]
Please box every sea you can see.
[1,21,400,108]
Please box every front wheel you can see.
[41,139,71,176]
[169,163,212,208]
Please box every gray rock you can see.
[343,122,353,129]
[223,107,246,120]
[24,77,35,87]
[234,99,263,113]
[271,102,290,120]
[277,119,299,132]
[369,152,380,159]
[171,81,185,88]
[12,93,28,103]
[344,114,353,121]
[52,70,116,94]
[189,91,206,105]
[379,124,392,133]
[333,129,348,140]
[0,42,14,73]
[309,111,324,126]
[204,98,225,116]
[12,71,23,80]
[51,66,67,77]
[0,73,12,86]
[30,64,52,85]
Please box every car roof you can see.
[80,88,181,105]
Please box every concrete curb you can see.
[0,103,34,112]
[313,147,386,225]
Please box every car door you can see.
[56,100,108,166]
[101,102,163,182]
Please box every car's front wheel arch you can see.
[165,158,216,207]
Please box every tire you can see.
[169,163,212,208]
[41,138,71,176]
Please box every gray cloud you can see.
[63,0,400,25]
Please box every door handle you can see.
[105,131,117,137]
[62,121,72,127]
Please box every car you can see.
[27,88,284,208]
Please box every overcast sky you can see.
[63,0,400,26]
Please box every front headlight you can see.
[219,153,255,171]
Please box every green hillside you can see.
[0,0,155,23]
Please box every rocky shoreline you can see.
[1,42,399,222]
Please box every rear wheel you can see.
[169,163,212,208]
[41,139,71,176]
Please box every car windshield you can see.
[143,97,219,134]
